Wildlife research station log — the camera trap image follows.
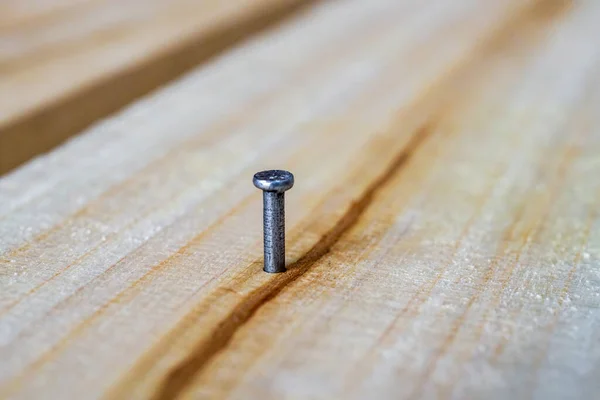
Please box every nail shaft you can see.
[263,191,286,273]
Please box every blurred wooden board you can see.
[2,0,600,399]
[0,0,316,174]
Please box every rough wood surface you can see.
[0,0,316,174]
[1,0,599,399]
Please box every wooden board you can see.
[1,0,599,398]
[0,0,316,174]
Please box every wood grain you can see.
[0,0,317,174]
[1,0,599,399]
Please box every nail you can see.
[253,170,294,273]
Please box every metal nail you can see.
[253,170,294,273]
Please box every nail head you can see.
[253,170,294,192]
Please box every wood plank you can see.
[0,0,317,174]
[171,2,600,399]
[2,0,599,399]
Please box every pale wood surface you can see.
[0,0,315,174]
[1,0,599,399]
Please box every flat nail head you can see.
[253,170,294,193]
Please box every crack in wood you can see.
[151,123,436,400]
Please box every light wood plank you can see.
[173,2,600,398]
[0,0,317,174]
[2,0,598,399]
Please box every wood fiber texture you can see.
[0,0,317,174]
[1,0,599,399]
